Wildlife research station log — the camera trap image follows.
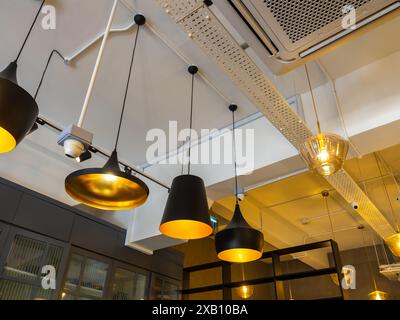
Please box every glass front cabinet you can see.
[60,248,151,300]
[0,224,181,300]
[150,273,181,300]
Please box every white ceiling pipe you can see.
[65,20,137,63]
[77,0,119,128]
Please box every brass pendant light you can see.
[159,66,213,240]
[0,1,45,153]
[360,226,389,300]
[299,64,349,176]
[65,15,149,211]
[385,233,400,257]
[215,105,264,263]
[236,264,254,299]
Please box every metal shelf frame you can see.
[180,240,345,300]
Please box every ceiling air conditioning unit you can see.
[380,263,400,282]
[210,0,400,74]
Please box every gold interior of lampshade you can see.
[236,285,254,299]
[159,220,213,240]
[0,127,16,153]
[385,233,400,257]
[65,172,148,211]
[300,133,349,176]
[368,290,388,300]
[217,248,262,263]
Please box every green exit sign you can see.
[210,216,218,230]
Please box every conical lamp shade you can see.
[215,204,264,263]
[160,174,213,240]
[0,62,39,153]
[65,150,149,210]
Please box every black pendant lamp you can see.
[65,15,149,211]
[159,66,213,240]
[0,1,45,153]
[215,105,264,263]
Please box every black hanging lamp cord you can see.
[230,104,239,204]
[187,65,198,175]
[304,63,321,134]
[34,49,65,99]
[114,15,145,152]
[15,0,46,63]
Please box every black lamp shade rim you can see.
[65,167,149,211]
[160,174,212,239]
[215,226,264,256]
[0,78,39,151]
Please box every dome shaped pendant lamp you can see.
[159,66,213,240]
[65,15,149,211]
[215,105,264,263]
[299,64,349,177]
[0,1,45,153]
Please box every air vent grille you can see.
[264,0,372,43]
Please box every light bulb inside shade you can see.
[104,174,117,182]
[236,285,254,299]
[317,148,330,162]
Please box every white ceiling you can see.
[1,0,400,257]
[0,0,259,166]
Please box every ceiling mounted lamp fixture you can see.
[159,66,213,240]
[215,105,264,263]
[236,264,254,299]
[299,64,349,177]
[65,15,149,211]
[0,1,45,153]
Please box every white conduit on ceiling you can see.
[77,0,119,128]
[62,0,232,106]
[156,0,396,240]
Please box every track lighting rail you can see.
[35,116,170,190]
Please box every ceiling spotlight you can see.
[58,1,123,158]
[76,149,92,163]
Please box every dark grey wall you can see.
[0,177,183,281]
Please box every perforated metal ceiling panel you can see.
[240,0,398,51]
[225,0,400,74]
[157,0,396,239]
[264,0,372,43]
